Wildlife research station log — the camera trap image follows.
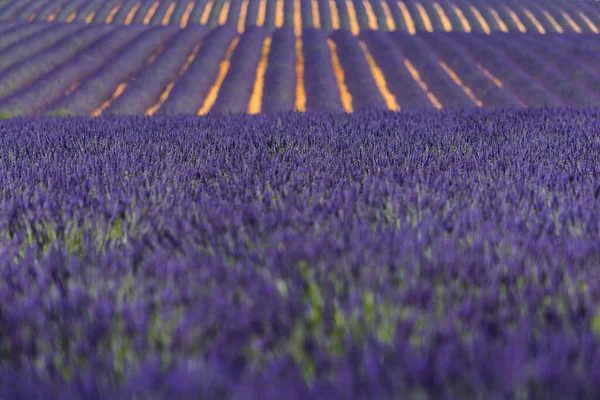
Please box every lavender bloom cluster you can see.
[1,108,600,398]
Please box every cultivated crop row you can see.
[1,21,599,116]
[2,108,600,398]
[0,0,598,34]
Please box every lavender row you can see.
[262,26,297,113]
[185,0,208,26]
[86,0,117,23]
[0,22,48,51]
[158,25,238,115]
[317,0,333,32]
[359,30,433,109]
[55,0,85,21]
[207,0,228,28]
[33,0,71,21]
[3,0,600,35]
[107,0,141,24]
[449,33,563,107]
[419,32,521,107]
[0,23,84,74]
[485,34,600,106]
[329,29,386,110]
[390,31,474,108]
[554,40,600,76]
[0,0,36,20]
[2,108,600,397]
[147,0,176,25]
[212,26,268,114]
[519,35,600,100]
[0,24,114,101]
[0,26,145,115]
[106,25,209,115]
[163,0,198,26]
[48,26,179,116]
[302,27,344,112]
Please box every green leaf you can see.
[591,308,600,338]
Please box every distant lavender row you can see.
[2,0,600,34]
[0,23,115,102]
[1,21,600,115]
[47,25,179,115]
[0,25,145,114]
[2,108,600,398]
[106,25,209,115]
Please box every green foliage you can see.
[592,308,600,338]
[46,109,70,117]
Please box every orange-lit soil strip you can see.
[48,8,61,22]
[275,0,284,27]
[404,58,442,109]
[579,12,599,33]
[180,1,194,28]
[381,1,395,30]
[542,10,563,33]
[218,0,229,24]
[415,2,433,32]
[312,0,320,28]
[85,10,97,23]
[248,37,272,114]
[143,1,160,24]
[238,0,249,32]
[198,36,240,115]
[488,7,507,32]
[359,41,400,110]
[469,6,490,33]
[162,2,177,25]
[329,0,340,30]
[398,2,416,34]
[433,2,452,31]
[451,5,470,32]
[257,0,266,26]
[363,0,379,29]
[124,1,142,25]
[439,61,482,106]
[294,0,302,36]
[105,3,122,23]
[146,43,166,65]
[561,10,581,33]
[295,38,306,111]
[522,8,545,33]
[327,39,353,112]
[66,12,76,22]
[92,83,128,116]
[505,6,526,32]
[346,0,360,35]
[476,63,502,87]
[200,0,213,24]
[65,82,79,96]
[146,41,203,115]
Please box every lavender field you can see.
[2,0,600,398]
[1,109,600,398]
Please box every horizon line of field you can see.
[0,23,599,117]
[0,0,599,35]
